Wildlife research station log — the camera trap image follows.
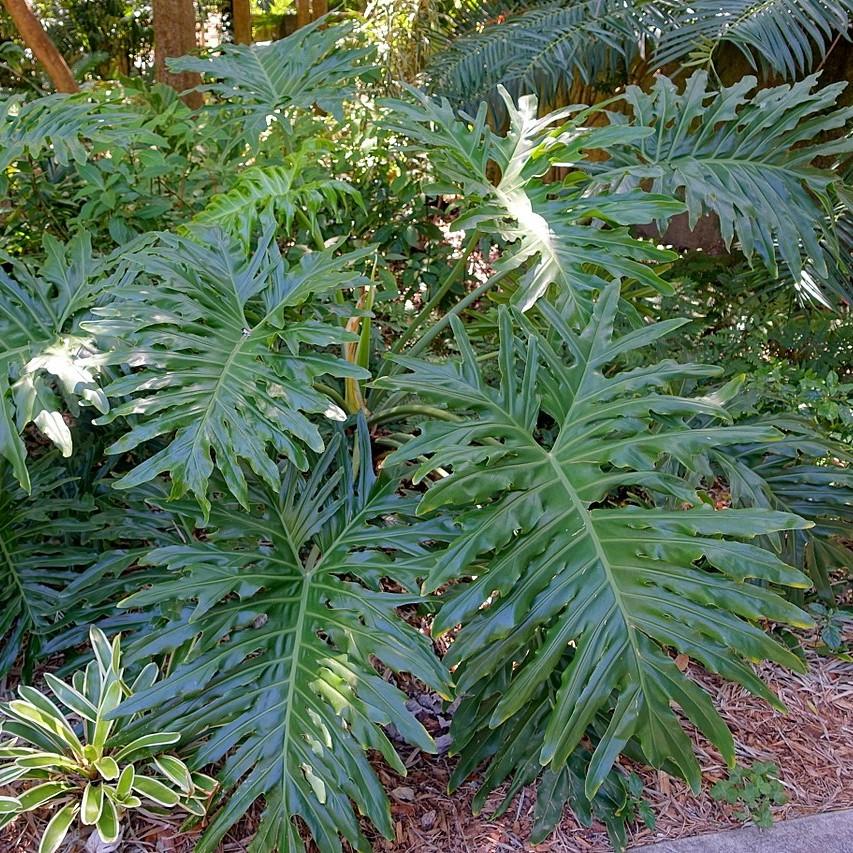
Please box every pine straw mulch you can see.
[3,628,851,853]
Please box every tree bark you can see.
[295,0,326,29]
[232,0,252,44]
[152,0,203,108]
[1,0,78,93]
[295,0,311,30]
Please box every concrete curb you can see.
[633,810,853,852]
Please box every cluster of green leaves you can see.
[806,602,853,660]
[0,84,204,247]
[0,627,216,852]
[710,761,787,827]
[0,13,850,853]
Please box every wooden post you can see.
[295,0,327,29]
[296,0,311,30]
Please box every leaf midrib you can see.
[186,281,298,462]
[279,564,312,814]
[544,449,641,656]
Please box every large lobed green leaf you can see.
[169,19,374,145]
[85,226,371,518]
[591,71,853,289]
[383,85,682,316]
[192,141,363,247]
[0,232,111,491]
[0,91,161,183]
[0,455,101,680]
[379,282,814,813]
[712,415,853,602]
[108,423,453,853]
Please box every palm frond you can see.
[656,0,853,78]
[426,0,666,116]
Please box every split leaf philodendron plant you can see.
[0,13,850,853]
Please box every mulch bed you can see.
[3,630,851,852]
[362,637,853,852]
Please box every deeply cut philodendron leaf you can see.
[169,18,374,145]
[383,85,683,316]
[712,415,853,603]
[590,72,853,290]
[0,455,100,680]
[192,141,364,247]
[0,91,161,182]
[0,231,110,490]
[109,421,453,853]
[85,226,371,517]
[379,283,814,822]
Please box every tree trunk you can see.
[1,0,78,93]
[232,0,252,44]
[152,0,203,108]
[295,0,311,30]
[295,0,326,29]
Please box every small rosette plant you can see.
[0,627,216,853]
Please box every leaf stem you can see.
[404,266,510,361]
[367,405,462,427]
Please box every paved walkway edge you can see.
[632,809,853,853]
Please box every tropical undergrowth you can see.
[0,11,851,853]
